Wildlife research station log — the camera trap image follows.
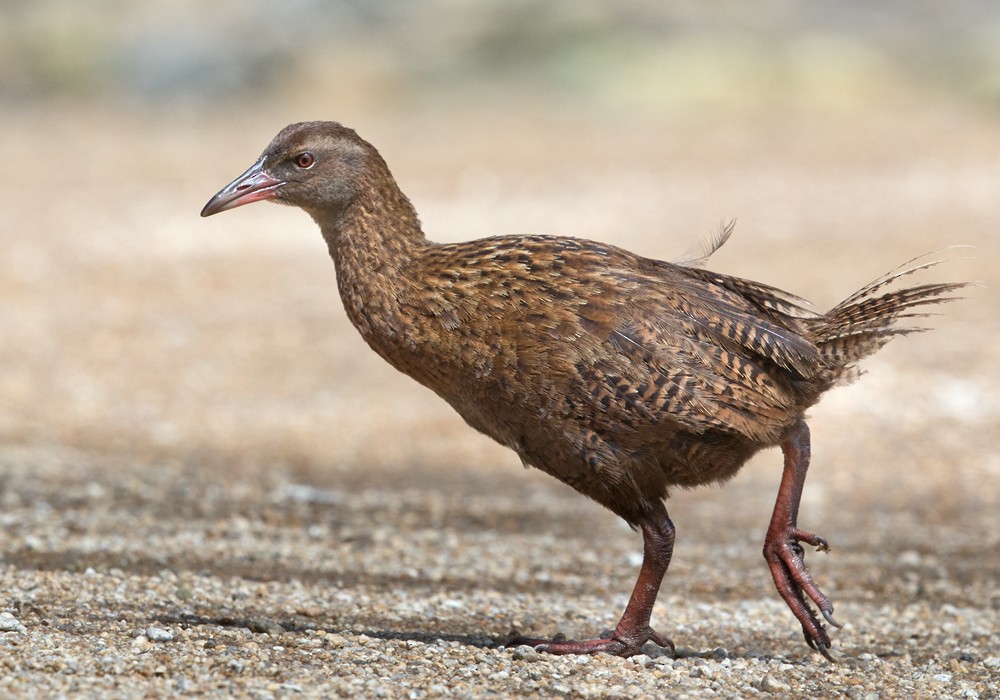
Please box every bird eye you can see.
[293,152,315,169]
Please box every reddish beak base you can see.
[201,156,285,217]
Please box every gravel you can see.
[0,441,996,698]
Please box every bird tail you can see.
[810,251,967,382]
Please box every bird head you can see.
[200,121,374,221]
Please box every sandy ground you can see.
[0,101,998,697]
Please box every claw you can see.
[648,629,676,655]
[790,528,831,553]
[815,642,836,663]
[821,609,843,629]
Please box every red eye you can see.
[294,152,315,168]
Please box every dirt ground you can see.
[0,99,997,697]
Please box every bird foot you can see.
[763,525,842,660]
[511,627,675,658]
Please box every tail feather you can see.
[836,247,969,308]
[811,256,966,377]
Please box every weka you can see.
[201,121,963,659]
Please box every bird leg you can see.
[763,419,842,660]
[513,506,676,657]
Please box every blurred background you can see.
[1,0,997,511]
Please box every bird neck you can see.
[317,178,429,363]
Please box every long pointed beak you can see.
[201,156,285,217]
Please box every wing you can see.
[564,256,825,443]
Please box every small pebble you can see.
[512,645,542,662]
[146,626,175,642]
[250,619,285,636]
[0,612,26,633]
[758,674,792,693]
[325,634,346,649]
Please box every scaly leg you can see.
[763,419,842,660]
[513,504,676,657]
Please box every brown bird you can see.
[201,121,963,659]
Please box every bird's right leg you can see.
[763,419,842,660]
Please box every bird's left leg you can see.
[511,503,676,657]
[763,419,842,660]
